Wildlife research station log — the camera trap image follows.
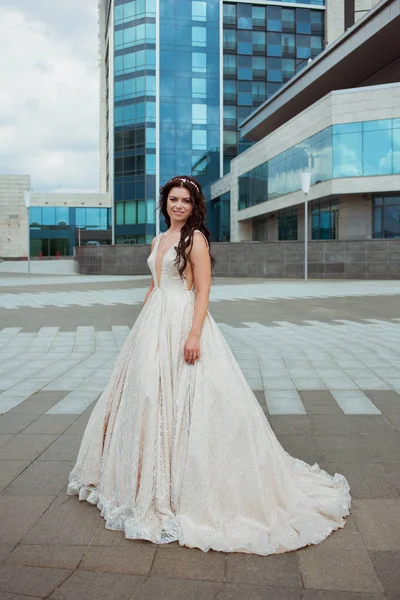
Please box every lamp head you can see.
[301,171,312,194]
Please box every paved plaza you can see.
[0,273,400,599]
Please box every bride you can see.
[67,175,351,555]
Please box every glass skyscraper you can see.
[99,0,325,243]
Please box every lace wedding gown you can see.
[67,232,351,555]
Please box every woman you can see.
[67,175,351,555]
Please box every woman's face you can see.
[167,186,193,225]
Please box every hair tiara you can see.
[166,177,200,194]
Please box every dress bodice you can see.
[147,233,195,293]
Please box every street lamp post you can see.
[24,190,31,278]
[301,171,312,283]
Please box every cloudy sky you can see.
[0,0,100,192]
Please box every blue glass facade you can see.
[159,0,221,228]
[29,207,112,256]
[223,2,325,175]
[110,0,325,241]
[239,118,400,210]
[114,0,157,244]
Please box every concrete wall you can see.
[0,175,31,258]
[355,0,379,23]
[326,0,380,44]
[326,0,345,45]
[75,239,400,280]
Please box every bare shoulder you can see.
[192,229,209,250]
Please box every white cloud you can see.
[0,1,100,191]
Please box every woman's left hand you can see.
[184,333,201,365]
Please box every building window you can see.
[312,200,338,240]
[192,26,207,47]
[192,52,207,73]
[237,3,252,30]
[29,207,70,229]
[192,78,207,98]
[223,3,236,26]
[116,235,146,245]
[278,210,298,240]
[223,28,236,52]
[373,195,400,238]
[267,5,282,32]
[223,54,236,77]
[115,201,147,226]
[223,79,236,102]
[252,6,265,28]
[192,1,206,22]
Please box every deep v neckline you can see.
[154,232,177,288]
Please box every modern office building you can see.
[210,0,400,244]
[99,0,350,244]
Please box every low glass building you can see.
[29,207,112,257]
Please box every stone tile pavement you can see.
[0,275,400,599]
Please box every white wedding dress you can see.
[67,232,351,555]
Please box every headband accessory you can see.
[166,177,200,194]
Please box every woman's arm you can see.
[184,231,211,364]
[143,236,157,306]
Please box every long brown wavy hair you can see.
[158,175,216,280]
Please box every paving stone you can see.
[351,499,400,550]
[225,552,302,588]
[0,495,55,544]
[36,435,82,461]
[49,570,144,600]
[0,564,71,597]
[90,525,141,547]
[386,413,400,430]
[268,415,313,435]
[347,415,398,434]
[0,434,58,460]
[299,391,343,415]
[0,544,15,565]
[23,495,101,546]
[379,462,400,494]
[152,546,225,582]
[0,434,13,448]
[276,434,327,465]
[0,460,31,492]
[360,433,400,462]
[0,413,39,434]
[369,550,400,598]
[3,460,75,496]
[79,544,156,575]
[7,392,68,415]
[64,412,91,434]
[301,591,385,600]
[5,544,85,569]
[364,390,400,415]
[215,584,301,600]
[22,415,77,434]
[318,461,399,499]
[298,547,384,593]
[315,435,373,463]
[309,415,356,435]
[131,576,223,600]
[0,593,44,600]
